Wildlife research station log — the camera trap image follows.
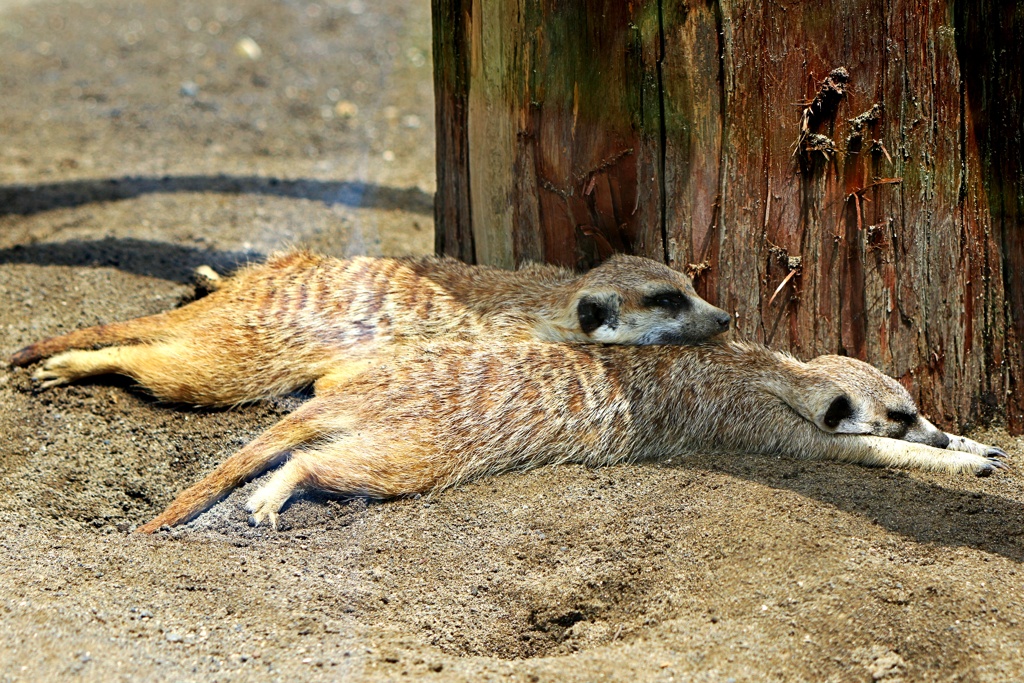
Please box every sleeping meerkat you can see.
[8,251,730,406]
[135,340,1007,532]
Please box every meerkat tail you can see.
[9,312,180,367]
[135,400,338,533]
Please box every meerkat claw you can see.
[945,433,1008,458]
[245,489,285,530]
[32,368,70,389]
[976,459,1009,477]
[30,351,95,389]
[246,510,279,530]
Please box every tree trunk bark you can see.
[432,0,1022,434]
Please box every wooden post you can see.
[432,0,1022,434]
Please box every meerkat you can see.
[8,251,730,406]
[135,340,1007,532]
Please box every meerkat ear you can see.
[764,375,858,433]
[576,294,621,334]
[822,394,854,430]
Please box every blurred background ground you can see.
[2,0,1024,681]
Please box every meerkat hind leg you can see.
[137,398,349,532]
[33,346,147,389]
[245,436,440,529]
[33,341,237,404]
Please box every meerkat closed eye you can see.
[764,354,958,448]
[136,340,1007,532]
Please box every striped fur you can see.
[137,340,1006,532]
[10,251,730,406]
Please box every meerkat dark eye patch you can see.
[823,395,854,429]
[886,409,917,425]
[642,290,691,312]
[577,295,619,334]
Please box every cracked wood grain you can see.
[432,0,1020,433]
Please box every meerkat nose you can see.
[715,310,731,330]
[933,431,950,449]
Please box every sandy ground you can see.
[3,0,1024,681]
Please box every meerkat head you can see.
[570,255,731,345]
[778,355,950,448]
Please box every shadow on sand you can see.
[670,453,1024,564]
[0,237,257,284]
[0,174,434,217]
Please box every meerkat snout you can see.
[714,309,732,331]
[893,411,950,449]
[631,286,731,344]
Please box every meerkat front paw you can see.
[975,458,1009,477]
[945,433,1009,460]
[245,479,294,530]
[956,449,1010,477]
[246,504,280,531]
[245,488,277,529]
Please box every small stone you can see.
[334,101,358,118]
[165,633,183,643]
[235,37,262,60]
[870,651,906,680]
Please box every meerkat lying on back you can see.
[136,340,1007,532]
[9,251,730,406]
